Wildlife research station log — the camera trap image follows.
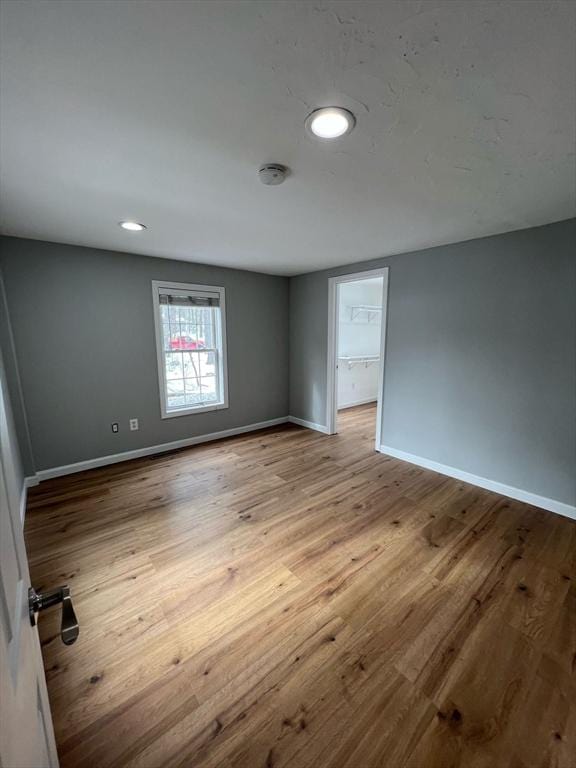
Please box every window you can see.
[152,281,228,418]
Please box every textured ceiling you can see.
[1,0,574,275]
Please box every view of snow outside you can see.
[160,304,220,410]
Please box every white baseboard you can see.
[25,421,573,521]
[288,416,330,434]
[338,398,377,410]
[379,444,576,521]
[33,417,290,482]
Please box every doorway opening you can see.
[326,268,389,449]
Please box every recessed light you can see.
[119,221,147,231]
[305,107,355,139]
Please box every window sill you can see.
[161,402,228,419]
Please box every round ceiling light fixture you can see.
[305,107,355,139]
[119,221,147,231]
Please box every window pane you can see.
[180,323,195,340]
[162,324,171,351]
[166,379,185,396]
[194,327,206,347]
[203,320,216,348]
[184,392,205,407]
[168,304,181,324]
[170,332,198,351]
[184,377,201,395]
[165,353,183,380]
[167,394,186,410]
[199,352,216,377]
[202,375,217,401]
[182,352,200,378]
[156,284,225,415]
[194,327,206,348]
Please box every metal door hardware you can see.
[28,585,79,645]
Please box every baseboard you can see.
[34,417,290,482]
[25,475,40,488]
[379,444,576,521]
[288,416,330,434]
[338,398,377,410]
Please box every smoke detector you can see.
[258,163,288,186]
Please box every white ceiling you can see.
[1,0,574,276]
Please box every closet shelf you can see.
[338,355,380,369]
[348,305,382,322]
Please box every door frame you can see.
[326,267,389,449]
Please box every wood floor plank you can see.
[24,404,576,767]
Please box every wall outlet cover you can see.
[129,418,139,431]
[111,423,119,433]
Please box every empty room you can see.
[0,1,575,767]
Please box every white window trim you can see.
[152,280,229,419]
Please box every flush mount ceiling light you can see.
[305,107,355,139]
[119,221,147,231]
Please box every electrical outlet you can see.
[111,423,119,433]
[129,418,139,431]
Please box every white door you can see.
[0,368,58,767]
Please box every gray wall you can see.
[290,219,576,507]
[0,237,289,471]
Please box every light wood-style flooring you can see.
[25,404,576,767]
